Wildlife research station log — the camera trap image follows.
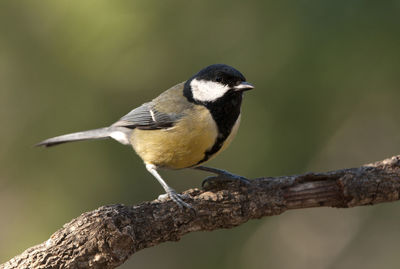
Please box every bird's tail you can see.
[36,127,130,147]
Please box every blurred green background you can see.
[1,0,400,268]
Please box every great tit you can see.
[37,64,254,208]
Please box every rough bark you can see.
[2,155,400,269]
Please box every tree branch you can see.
[2,155,400,269]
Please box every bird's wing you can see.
[112,102,180,130]
[112,82,189,130]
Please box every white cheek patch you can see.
[190,79,230,102]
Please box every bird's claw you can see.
[201,172,250,189]
[165,188,193,210]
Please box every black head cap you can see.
[192,64,247,87]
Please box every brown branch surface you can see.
[2,156,400,269]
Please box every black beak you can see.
[233,81,255,91]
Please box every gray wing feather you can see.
[112,103,179,129]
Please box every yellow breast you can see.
[130,105,219,169]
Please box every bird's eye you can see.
[216,77,223,83]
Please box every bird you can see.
[36,64,254,208]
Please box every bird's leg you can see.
[193,166,250,188]
[146,164,192,209]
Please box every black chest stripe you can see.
[200,94,242,164]
[183,82,243,165]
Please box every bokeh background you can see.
[1,0,400,268]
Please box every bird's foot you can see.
[197,167,250,189]
[158,188,193,210]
